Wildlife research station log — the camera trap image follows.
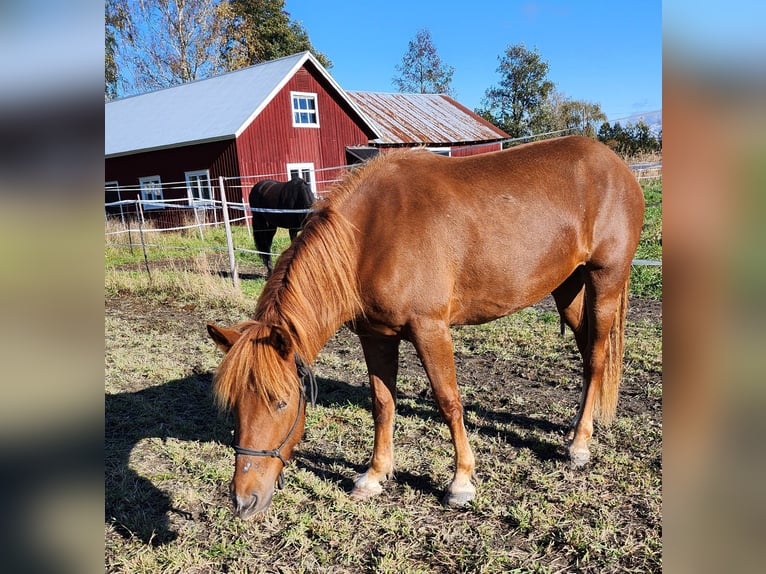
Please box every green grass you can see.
[630,179,663,299]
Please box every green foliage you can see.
[107,0,330,99]
[393,28,455,95]
[598,120,661,156]
[108,0,234,96]
[476,43,555,139]
[222,0,332,69]
[531,90,607,139]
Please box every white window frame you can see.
[185,169,213,205]
[105,180,121,201]
[105,181,125,222]
[291,91,319,128]
[427,147,451,156]
[139,175,164,210]
[286,162,317,198]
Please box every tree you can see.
[106,0,329,99]
[105,0,128,100]
[597,120,660,156]
[108,0,233,97]
[476,44,554,139]
[393,29,455,95]
[532,90,606,138]
[222,0,331,70]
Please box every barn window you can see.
[138,175,164,210]
[185,170,212,205]
[291,92,319,127]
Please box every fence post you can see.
[193,206,204,241]
[219,176,240,289]
[136,196,152,283]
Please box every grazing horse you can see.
[208,136,645,519]
[248,176,314,275]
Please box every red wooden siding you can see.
[450,141,503,157]
[235,64,374,200]
[105,138,240,202]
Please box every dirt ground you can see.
[106,284,660,417]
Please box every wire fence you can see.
[105,158,662,288]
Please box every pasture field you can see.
[105,180,662,573]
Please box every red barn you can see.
[106,52,377,220]
[105,52,509,222]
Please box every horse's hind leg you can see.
[408,318,476,507]
[552,267,589,442]
[352,335,400,500]
[566,265,628,468]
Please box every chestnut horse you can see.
[208,136,645,519]
[248,176,314,275]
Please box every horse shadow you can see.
[105,371,231,545]
[106,371,377,545]
[394,392,568,463]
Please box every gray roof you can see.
[105,52,376,157]
[346,91,510,146]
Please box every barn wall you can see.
[105,138,240,202]
[235,64,373,199]
[450,141,503,157]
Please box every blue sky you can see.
[286,1,661,122]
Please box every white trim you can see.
[185,169,213,205]
[233,51,380,139]
[426,147,451,156]
[286,162,317,198]
[105,180,120,197]
[138,175,164,209]
[290,91,320,128]
[233,53,311,138]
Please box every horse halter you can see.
[231,356,317,489]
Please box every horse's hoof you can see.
[568,446,590,469]
[442,486,476,508]
[350,474,383,500]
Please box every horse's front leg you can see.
[351,335,400,500]
[409,319,476,507]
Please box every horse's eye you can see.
[276,400,288,411]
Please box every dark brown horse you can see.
[248,176,314,275]
[208,136,645,519]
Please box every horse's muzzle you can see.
[232,488,274,520]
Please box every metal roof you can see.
[105,52,378,158]
[346,91,509,146]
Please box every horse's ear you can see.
[207,323,241,353]
[268,325,293,360]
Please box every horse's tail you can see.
[594,276,629,425]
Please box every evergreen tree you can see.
[393,29,455,95]
[222,0,331,69]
